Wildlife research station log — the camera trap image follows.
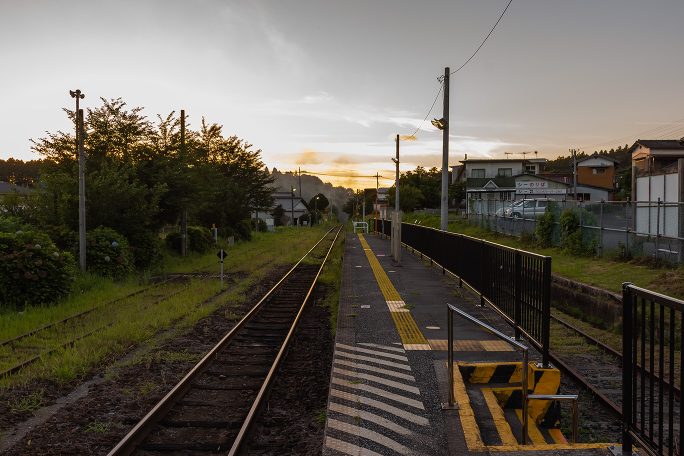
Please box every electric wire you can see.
[449,0,514,76]
[578,117,684,151]
[409,82,444,138]
[300,170,394,181]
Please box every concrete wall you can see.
[635,173,680,236]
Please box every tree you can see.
[387,184,424,212]
[308,193,329,225]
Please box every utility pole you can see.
[441,67,450,231]
[70,89,86,271]
[393,134,400,213]
[571,148,577,201]
[180,109,188,256]
[77,109,86,271]
[291,185,296,226]
[392,134,401,263]
[298,167,302,199]
[375,172,379,223]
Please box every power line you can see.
[409,82,444,137]
[579,117,684,151]
[299,170,394,181]
[449,0,514,76]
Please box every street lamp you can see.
[313,195,320,226]
[70,89,86,271]
[290,186,296,226]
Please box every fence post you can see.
[655,198,661,264]
[479,240,485,306]
[599,200,604,257]
[514,252,522,340]
[447,305,455,406]
[541,256,551,367]
[621,282,634,454]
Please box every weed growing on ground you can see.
[313,408,327,426]
[8,389,43,413]
[83,420,111,433]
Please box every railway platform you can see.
[322,232,614,456]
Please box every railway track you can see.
[549,313,681,417]
[0,272,234,379]
[107,226,342,456]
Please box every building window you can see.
[500,191,512,200]
[497,168,512,177]
[525,164,537,174]
[592,168,606,174]
[471,169,485,178]
[579,193,591,201]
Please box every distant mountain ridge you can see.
[269,168,353,216]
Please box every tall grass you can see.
[0,226,331,390]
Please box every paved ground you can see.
[322,232,613,456]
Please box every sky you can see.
[1,0,683,189]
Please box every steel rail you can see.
[107,226,340,456]
[0,288,187,378]
[228,225,342,455]
[0,277,177,348]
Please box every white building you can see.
[630,139,684,239]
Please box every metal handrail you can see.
[446,303,531,444]
[527,394,579,443]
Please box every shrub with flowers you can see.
[86,227,133,280]
[0,230,75,308]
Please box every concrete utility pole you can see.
[298,167,302,198]
[441,67,450,231]
[70,89,86,271]
[77,109,86,271]
[180,109,188,256]
[291,185,296,226]
[571,148,577,201]
[375,172,379,223]
[393,134,400,213]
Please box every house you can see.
[576,152,619,197]
[461,157,573,214]
[271,191,309,226]
[629,139,684,243]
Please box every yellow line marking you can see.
[549,428,568,445]
[451,362,486,449]
[358,234,428,347]
[482,388,518,446]
[515,409,546,445]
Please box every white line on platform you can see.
[357,342,406,354]
[333,367,421,395]
[325,436,383,456]
[332,378,425,410]
[327,418,411,454]
[360,305,370,309]
[330,389,430,425]
[335,350,412,371]
[328,401,414,436]
[333,359,415,381]
[336,343,409,361]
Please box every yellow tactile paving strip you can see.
[358,234,429,348]
[428,339,514,352]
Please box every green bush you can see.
[233,220,252,241]
[0,230,75,308]
[164,226,214,254]
[535,210,555,248]
[187,226,213,253]
[0,215,30,233]
[559,209,586,255]
[86,227,133,280]
[129,230,162,270]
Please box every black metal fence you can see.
[370,219,551,365]
[622,283,683,456]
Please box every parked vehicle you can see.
[501,198,553,218]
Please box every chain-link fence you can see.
[467,199,684,264]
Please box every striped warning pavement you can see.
[357,234,430,350]
[325,342,433,456]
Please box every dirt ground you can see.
[1,264,333,455]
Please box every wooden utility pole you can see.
[571,148,577,201]
[394,134,400,213]
[180,109,188,256]
[440,67,450,231]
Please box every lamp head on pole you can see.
[431,118,446,130]
[69,89,85,100]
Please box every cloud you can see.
[294,150,323,165]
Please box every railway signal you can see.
[217,249,226,286]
